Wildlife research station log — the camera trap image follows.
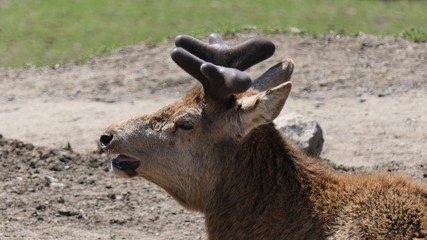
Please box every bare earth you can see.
[0,32,426,239]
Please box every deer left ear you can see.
[238,82,292,131]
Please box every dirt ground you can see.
[0,31,426,239]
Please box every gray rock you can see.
[274,113,324,156]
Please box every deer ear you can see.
[239,82,292,130]
[252,59,294,91]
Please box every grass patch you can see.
[0,0,426,67]
[400,27,427,42]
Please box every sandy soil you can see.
[0,31,426,239]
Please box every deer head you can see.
[100,34,294,211]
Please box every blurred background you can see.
[0,0,426,67]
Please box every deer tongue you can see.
[112,155,140,170]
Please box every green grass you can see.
[400,27,427,42]
[0,0,426,67]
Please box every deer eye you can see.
[175,121,194,131]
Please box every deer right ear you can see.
[238,82,292,132]
[252,59,294,91]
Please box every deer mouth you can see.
[112,155,141,171]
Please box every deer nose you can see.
[100,133,113,147]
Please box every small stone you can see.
[57,197,65,203]
[45,176,65,188]
[289,27,302,34]
[35,204,46,211]
[45,176,58,185]
[51,64,60,70]
[107,193,118,200]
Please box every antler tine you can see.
[171,47,207,84]
[174,34,275,70]
[200,62,252,101]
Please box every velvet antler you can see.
[171,47,252,100]
[171,33,275,101]
[174,33,275,70]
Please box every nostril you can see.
[100,133,113,147]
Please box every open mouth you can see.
[112,155,140,170]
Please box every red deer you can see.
[100,34,427,239]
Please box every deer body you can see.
[205,124,327,239]
[205,122,427,239]
[101,34,427,239]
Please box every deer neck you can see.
[204,123,327,239]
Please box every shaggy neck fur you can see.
[203,123,332,240]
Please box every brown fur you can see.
[103,85,427,240]
[205,124,427,239]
